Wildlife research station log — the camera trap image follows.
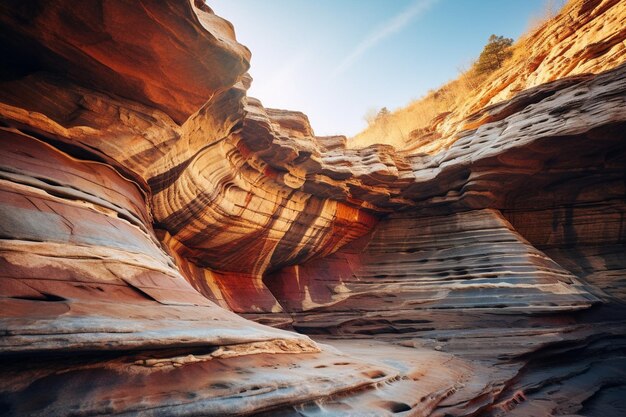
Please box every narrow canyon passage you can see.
[1,0,625,416]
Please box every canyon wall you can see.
[1,0,625,415]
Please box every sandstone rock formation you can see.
[1,0,625,416]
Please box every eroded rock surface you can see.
[1,0,625,415]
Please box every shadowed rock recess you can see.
[0,0,625,416]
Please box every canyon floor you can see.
[1,0,625,416]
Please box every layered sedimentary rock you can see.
[0,0,250,124]
[1,0,625,415]
[268,209,598,333]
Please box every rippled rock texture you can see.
[1,0,625,416]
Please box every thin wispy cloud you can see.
[332,0,438,77]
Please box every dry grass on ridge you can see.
[349,0,567,151]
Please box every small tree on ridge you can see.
[475,34,514,75]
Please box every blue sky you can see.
[210,0,553,136]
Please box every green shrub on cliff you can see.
[475,34,514,75]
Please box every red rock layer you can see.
[0,0,250,124]
[0,107,408,417]
[0,131,315,352]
